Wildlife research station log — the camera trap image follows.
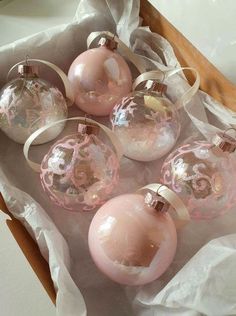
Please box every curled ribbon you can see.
[87,31,147,74]
[23,117,123,173]
[7,58,75,107]
[139,183,190,228]
[133,67,200,109]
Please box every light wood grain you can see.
[140,0,236,112]
[0,194,56,303]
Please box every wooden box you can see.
[1,0,235,306]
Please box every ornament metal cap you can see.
[145,80,167,95]
[77,122,100,136]
[18,64,39,76]
[144,188,170,213]
[98,36,118,51]
[213,129,236,153]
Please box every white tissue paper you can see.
[1,0,236,315]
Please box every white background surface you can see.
[0,0,78,46]
[0,213,55,316]
[149,0,236,84]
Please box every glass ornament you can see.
[110,81,180,161]
[161,132,236,219]
[88,185,186,286]
[68,36,132,116]
[0,63,68,144]
[40,123,119,211]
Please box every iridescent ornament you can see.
[89,184,188,285]
[161,131,236,219]
[0,62,68,144]
[68,36,132,116]
[40,122,119,211]
[110,80,180,161]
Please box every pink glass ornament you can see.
[161,137,236,219]
[0,64,67,144]
[88,192,177,285]
[68,38,132,116]
[40,127,119,211]
[110,83,180,161]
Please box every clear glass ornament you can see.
[161,138,236,219]
[40,130,119,211]
[0,65,67,144]
[110,85,180,161]
[68,37,132,116]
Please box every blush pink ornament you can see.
[68,36,132,116]
[110,80,180,161]
[88,184,189,285]
[161,131,236,219]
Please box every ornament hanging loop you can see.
[223,127,236,138]
[25,55,29,66]
[139,183,190,229]
[7,58,75,107]
[23,116,123,173]
[133,67,200,109]
[87,31,146,74]
[143,184,170,213]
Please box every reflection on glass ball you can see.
[40,133,119,211]
[161,140,235,219]
[110,91,180,161]
[0,77,67,144]
[68,46,132,116]
[88,193,177,285]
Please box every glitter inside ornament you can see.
[68,37,132,116]
[40,126,119,211]
[161,139,236,219]
[0,64,68,144]
[110,83,180,161]
[88,191,177,285]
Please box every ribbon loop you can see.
[87,31,146,74]
[133,67,200,109]
[139,183,190,228]
[23,117,123,173]
[7,58,75,107]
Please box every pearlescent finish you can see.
[40,133,119,211]
[0,76,67,144]
[110,91,180,161]
[68,46,132,116]
[88,193,177,285]
[161,140,236,219]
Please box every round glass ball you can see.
[0,75,67,144]
[40,133,119,211]
[110,90,180,161]
[68,46,132,116]
[88,193,177,285]
[161,140,236,219]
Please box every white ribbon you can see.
[23,117,123,173]
[7,58,75,106]
[133,67,200,109]
[87,31,147,74]
[140,183,190,228]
